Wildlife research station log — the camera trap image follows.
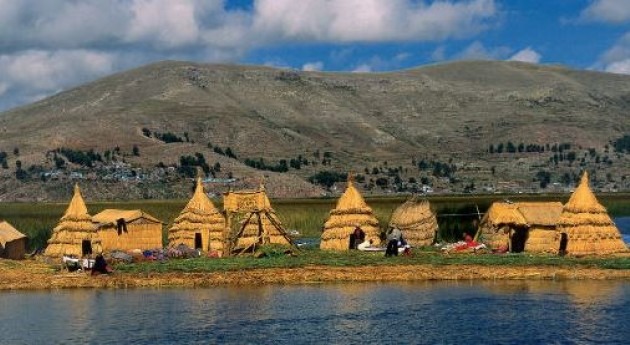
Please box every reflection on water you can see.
[1,281,630,344]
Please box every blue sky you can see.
[1,0,630,111]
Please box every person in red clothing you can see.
[463,232,479,248]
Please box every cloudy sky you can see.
[1,0,630,111]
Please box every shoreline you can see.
[2,262,630,290]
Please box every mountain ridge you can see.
[0,60,629,201]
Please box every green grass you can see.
[114,246,630,274]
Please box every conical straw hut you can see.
[388,198,438,247]
[557,171,627,255]
[320,176,381,250]
[169,177,227,255]
[44,184,102,258]
[224,184,292,253]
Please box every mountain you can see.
[1,60,629,201]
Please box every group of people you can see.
[348,224,409,256]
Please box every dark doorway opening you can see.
[559,233,568,256]
[194,233,202,250]
[511,227,528,253]
[82,240,93,256]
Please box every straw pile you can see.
[169,178,227,254]
[93,209,163,252]
[388,198,438,247]
[44,184,102,258]
[320,176,381,250]
[557,172,627,255]
[225,185,292,251]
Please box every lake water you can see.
[2,281,630,344]
[614,216,630,244]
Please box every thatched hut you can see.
[45,184,102,258]
[320,176,381,250]
[557,172,627,255]
[93,209,163,252]
[224,185,292,253]
[169,177,226,255]
[475,201,563,253]
[388,198,438,247]
[0,221,27,259]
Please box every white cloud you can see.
[605,59,630,74]
[252,0,497,42]
[302,61,324,71]
[0,0,501,111]
[596,32,630,75]
[352,64,373,73]
[509,47,541,63]
[0,50,115,109]
[431,46,447,61]
[580,0,630,23]
[456,41,511,60]
[0,83,8,97]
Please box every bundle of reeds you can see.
[558,172,627,255]
[169,178,226,255]
[320,177,381,250]
[388,198,438,247]
[44,184,102,258]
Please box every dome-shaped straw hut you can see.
[475,201,563,253]
[44,184,102,258]
[557,171,627,256]
[388,198,438,247]
[320,175,381,250]
[169,177,227,255]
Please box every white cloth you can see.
[357,240,372,251]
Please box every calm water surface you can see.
[1,281,630,344]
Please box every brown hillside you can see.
[0,60,629,200]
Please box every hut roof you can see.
[223,185,272,213]
[92,209,162,225]
[484,203,527,226]
[564,172,607,214]
[183,177,220,213]
[334,177,371,211]
[62,184,91,222]
[484,201,564,227]
[513,202,564,226]
[0,221,26,246]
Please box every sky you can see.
[1,0,630,111]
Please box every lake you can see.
[2,281,630,344]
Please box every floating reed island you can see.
[0,171,624,270]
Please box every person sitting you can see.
[91,254,113,275]
[385,227,402,257]
[352,224,366,250]
[357,238,373,251]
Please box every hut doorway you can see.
[194,233,202,250]
[559,233,568,256]
[81,240,93,256]
[511,228,528,253]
